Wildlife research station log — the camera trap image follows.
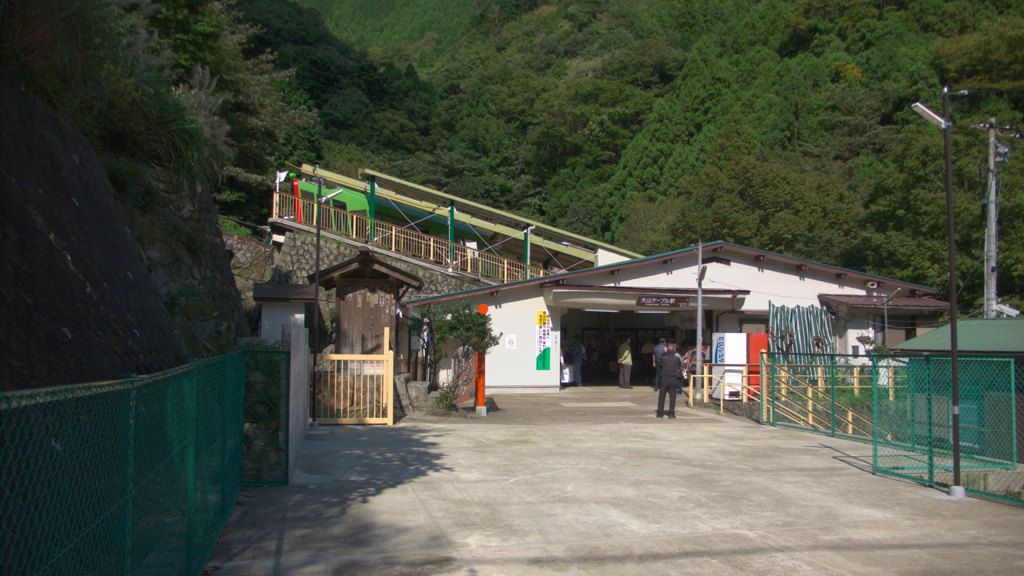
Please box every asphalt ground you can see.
[206,385,1024,575]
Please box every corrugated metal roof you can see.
[818,294,949,310]
[892,318,1024,353]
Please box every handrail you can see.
[761,355,892,439]
[273,192,551,283]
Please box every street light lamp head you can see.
[883,286,903,306]
[912,102,950,129]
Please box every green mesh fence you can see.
[0,352,250,576]
[872,354,1021,504]
[761,352,1023,505]
[761,352,876,441]
[243,351,289,485]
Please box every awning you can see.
[543,285,748,311]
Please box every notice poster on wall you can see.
[536,309,552,370]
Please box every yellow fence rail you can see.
[314,349,394,425]
[761,354,888,441]
[687,363,762,413]
[273,192,550,283]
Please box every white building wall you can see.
[261,302,305,342]
[426,292,563,394]
[417,246,925,391]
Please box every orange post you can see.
[476,351,487,416]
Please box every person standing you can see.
[617,336,633,389]
[652,337,667,390]
[570,335,584,387]
[657,343,683,418]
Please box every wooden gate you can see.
[314,329,394,425]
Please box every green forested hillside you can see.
[294,0,1024,314]
[3,0,1022,313]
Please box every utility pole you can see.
[973,118,1018,317]
[982,118,998,318]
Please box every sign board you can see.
[535,310,552,370]
[635,295,690,309]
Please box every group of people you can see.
[560,335,620,387]
[561,334,694,420]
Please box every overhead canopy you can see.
[296,164,641,269]
[891,318,1024,354]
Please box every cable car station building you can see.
[405,241,948,394]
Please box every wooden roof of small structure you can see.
[252,283,316,303]
[308,249,424,293]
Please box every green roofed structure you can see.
[891,317,1024,355]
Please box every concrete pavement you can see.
[206,385,1024,575]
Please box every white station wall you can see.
[422,247,911,389]
[435,292,564,393]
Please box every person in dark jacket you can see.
[657,343,683,418]
[652,337,667,390]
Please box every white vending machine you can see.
[710,333,746,400]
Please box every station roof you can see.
[406,241,938,307]
[818,294,949,310]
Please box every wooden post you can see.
[720,376,724,413]
[385,327,394,425]
[847,409,853,435]
[702,364,710,403]
[807,385,814,426]
[742,364,749,403]
[818,365,825,388]
[476,351,487,416]
[888,367,895,401]
[853,366,860,396]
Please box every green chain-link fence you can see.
[0,350,290,575]
[761,352,876,441]
[243,351,289,485]
[872,354,1021,504]
[761,352,1023,505]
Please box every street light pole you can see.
[696,241,704,384]
[912,87,963,497]
[941,87,963,495]
[312,174,323,426]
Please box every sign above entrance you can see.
[635,295,690,309]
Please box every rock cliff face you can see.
[0,70,246,390]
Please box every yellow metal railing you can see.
[315,353,394,425]
[759,355,892,440]
[273,192,550,283]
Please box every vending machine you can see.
[710,333,768,401]
[710,333,745,400]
